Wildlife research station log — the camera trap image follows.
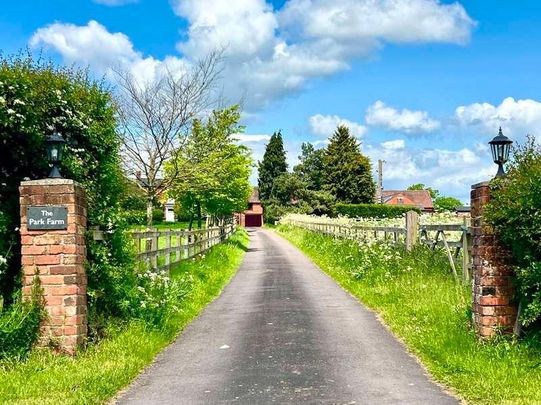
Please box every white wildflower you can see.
[13,99,25,105]
[7,108,15,114]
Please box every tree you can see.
[323,125,375,203]
[434,196,462,211]
[114,52,222,227]
[407,183,440,199]
[258,130,288,201]
[294,142,325,191]
[166,106,252,229]
[272,173,307,206]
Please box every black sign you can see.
[27,206,68,230]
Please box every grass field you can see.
[275,224,541,405]
[0,229,248,404]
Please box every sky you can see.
[2,0,541,203]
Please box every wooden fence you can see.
[130,221,235,271]
[281,212,472,280]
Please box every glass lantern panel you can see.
[490,143,498,163]
[50,146,59,161]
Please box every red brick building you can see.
[238,188,264,227]
[382,190,434,213]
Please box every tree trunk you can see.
[197,202,202,229]
[146,198,153,229]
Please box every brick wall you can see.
[19,179,87,354]
[471,181,517,337]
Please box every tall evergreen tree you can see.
[258,130,288,201]
[323,125,375,203]
[293,142,325,191]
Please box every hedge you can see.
[335,203,421,218]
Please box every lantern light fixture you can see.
[489,127,513,178]
[45,130,66,179]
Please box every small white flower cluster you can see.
[0,255,7,266]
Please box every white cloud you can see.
[309,114,367,138]
[31,0,475,111]
[365,100,441,134]
[29,20,188,86]
[455,97,541,138]
[279,0,474,45]
[233,134,271,143]
[365,143,493,202]
[381,139,405,150]
[93,0,137,6]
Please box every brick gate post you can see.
[19,179,87,354]
[471,181,517,337]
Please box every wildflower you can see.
[13,99,25,105]
[6,108,15,114]
[0,256,7,265]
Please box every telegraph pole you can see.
[377,159,385,204]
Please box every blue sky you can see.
[2,0,541,203]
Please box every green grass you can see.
[0,228,249,404]
[275,225,541,405]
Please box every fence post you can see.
[164,231,171,270]
[151,232,158,269]
[405,211,419,251]
[462,216,472,281]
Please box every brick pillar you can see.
[471,181,517,337]
[19,179,87,354]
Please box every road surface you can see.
[118,228,457,404]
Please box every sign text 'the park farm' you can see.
[27,206,68,230]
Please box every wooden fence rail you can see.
[130,221,235,272]
[281,213,472,280]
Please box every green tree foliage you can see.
[407,183,461,211]
[323,125,375,204]
[293,142,325,191]
[258,131,287,201]
[434,196,462,211]
[485,136,541,326]
[407,183,440,199]
[0,55,132,314]
[166,106,253,227]
[263,173,336,223]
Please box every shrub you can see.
[485,135,541,326]
[0,54,135,321]
[335,203,421,218]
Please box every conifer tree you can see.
[323,125,375,203]
[258,130,288,201]
[293,142,325,191]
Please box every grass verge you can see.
[0,228,248,404]
[275,225,541,405]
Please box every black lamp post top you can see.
[488,127,512,178]
[489,127,513,146]
[46,130,67,144]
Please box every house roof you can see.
[248,187,261,203]
[382,190,433,210]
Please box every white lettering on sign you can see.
[27,206,68,230]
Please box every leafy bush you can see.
[0,54,138,322]
[485,136,541,326]
[335,203,421,218]
[0,278,43,360]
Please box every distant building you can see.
[238,188,264,227]
[454,206,471,217]
[382,190,434,213]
